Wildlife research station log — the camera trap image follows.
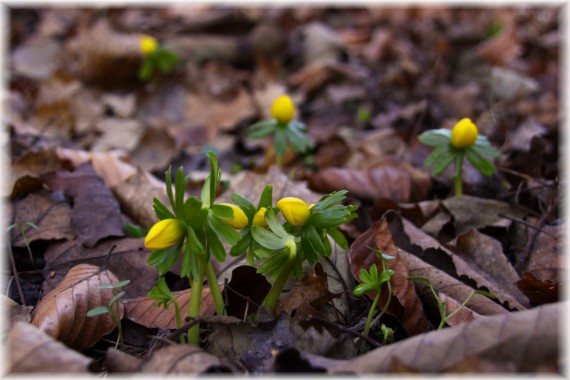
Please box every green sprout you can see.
[418,118,500,196]
[87,280,131,350]
[246,95,313,168]
[138,34,179,82]
[7,222,39,269]
[353,249,395,353]
[251,191,358,313]
[409,276,496,330]
[148,277,185,343]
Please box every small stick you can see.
[7,244,26,306]
[497,212,558,239]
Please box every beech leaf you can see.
[31,264,124,350]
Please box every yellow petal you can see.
[144,219,185,250]
[450,118,478,149]
[252,207,268,227]
[219,203,248,230]
[277,197,310,227]
[270,95,295,124]
[140,35,158,55]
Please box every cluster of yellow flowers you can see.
[144,197,313,250]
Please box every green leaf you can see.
[474,289,497,299]
[257,185,273,209]
[231,194,256,219]
[211,203,233,220]
[432,150,455,175]
[138,58,154,81]
[26,222,40,230]
[465,148,497,176]
[286,122,312,153]
[108,291,126,308]
[201,151,220,206]
[114,280,131,288]
[327,227,348,250]
[248,120,277,139]
[353,283,376,297]
[182,238,202,281]
[86,306,109,317]
[124,223,146,238]
[206,225,226,262]
[378,269,395,284]
[309,206,353,229]
[418,129,452,147]
[181,197,204,226]
[314,190,348,211]
[300,231,319,264]
[265,208,288,239]
[274,127,287,161]
[148,277,173,308]
[185,226,205,256]
[230,233,253,257]
[174,167,188,217]
[424,145,449,168]
[473,137,501,157]
[164,166,176,214]
[147,244,181,276]
[97,284,115,289]
[208,215,241,245]
[408,276,432,284]
[153,197,176,220]
[251,225,289,250]
[304,224,327,258]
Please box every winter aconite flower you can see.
[450,118,478,149]
[144,219,185,250]
[140,35,159,55]
[219,203,249,230]
[252,207,269,227]
[277,197,310,227]
[271,95,295,124]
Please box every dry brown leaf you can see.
[392,216,526,311]
[516,272,559,305]
[475,27,521,66]
[328,302,561,373]
[31,264,125,350]
[112,168,169,228]
[43,238,157,299]
[437,291,481,327]
[124,288,217,329]
[41,163,125,247]
[276,263,339,316]
[11,37,62,80]
[6,321,92,374]
[400,249,508,317]
[349,217,429,335]
[91,118,144,152]
[137,344,234,374]
[1,295,33,331]
[105,347,143,373]
[447,228,529,308]
[523,223,562,283]
[129,127,179,172]
[9,191,75,246]
[9,147,67,198]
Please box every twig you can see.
[7,244,26,306]
[497,212,558,239]
[308,316,380,349]
[101,245,117,271]
[167,317,200,342]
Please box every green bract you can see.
[138,41,179,81]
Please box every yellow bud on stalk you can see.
[271,95,295,124]
[219,203,248,230]
[140,35,158,55]
[277,197,310,227]
[450,118,478,149]
[144,219,185,250]
[252,207,268,227]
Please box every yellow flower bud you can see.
[277,197,310,227]
[252,207,268,227]
[140,35,158,55]
[450,118,478,149]
[271,95,295,124]
[219,203,248,230]
[144,219,185,250]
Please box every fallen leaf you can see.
[9,191,75,246]
[129,127,179,172]
[437,291,481,326]
[505,118,548,152]
[225,265,271,319]
[328,302,561,373]
[447,228,529,308]
[516,273,559,305]
[348,216,429,335]
[6,321,92,374]
[475,27,521,66]
[31,264,125,350]
[523,223,562,283]
[11,37,62,79]
[1,295,33,331]
[400,249,507,317]
[91,118,143,152]
[43,238,157,299]
[490,67,538,101]
[9,147,67,198]
[104,347,143,373]
[123,288,217,330]
[276,263,339,316]
[41,163,125,247]
[137,344,234,374]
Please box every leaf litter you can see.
[4,5,562,376]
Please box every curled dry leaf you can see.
[400,249,507,316]
[6,321,92,374]
[124,288,217,329]
[41,163,125,247]
[523,223,562,284]
[516,272,559,305]
[328,302,561,373]
[1,294,33,331]
[137,344,234,374]
[31,263,124,351]
[348,216,429,335]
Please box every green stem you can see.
[360,290,381,353]
[438,290,477,330]
[370,282,392,328]
[205,260,226,316]
[188,275,203,346]
[260,241,296,313]
[246,247,254,266]
[172,298,185,344]
[454,164,463,196]
[20,226,36,270]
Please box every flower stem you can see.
[454,159,463,196]
[246,247,254,266]
[205,260,226,316]
[188,276,203,345]
[260,241,296,313]
[438,290,477,330]
[360,290,381,354]
[172,298,185,343]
